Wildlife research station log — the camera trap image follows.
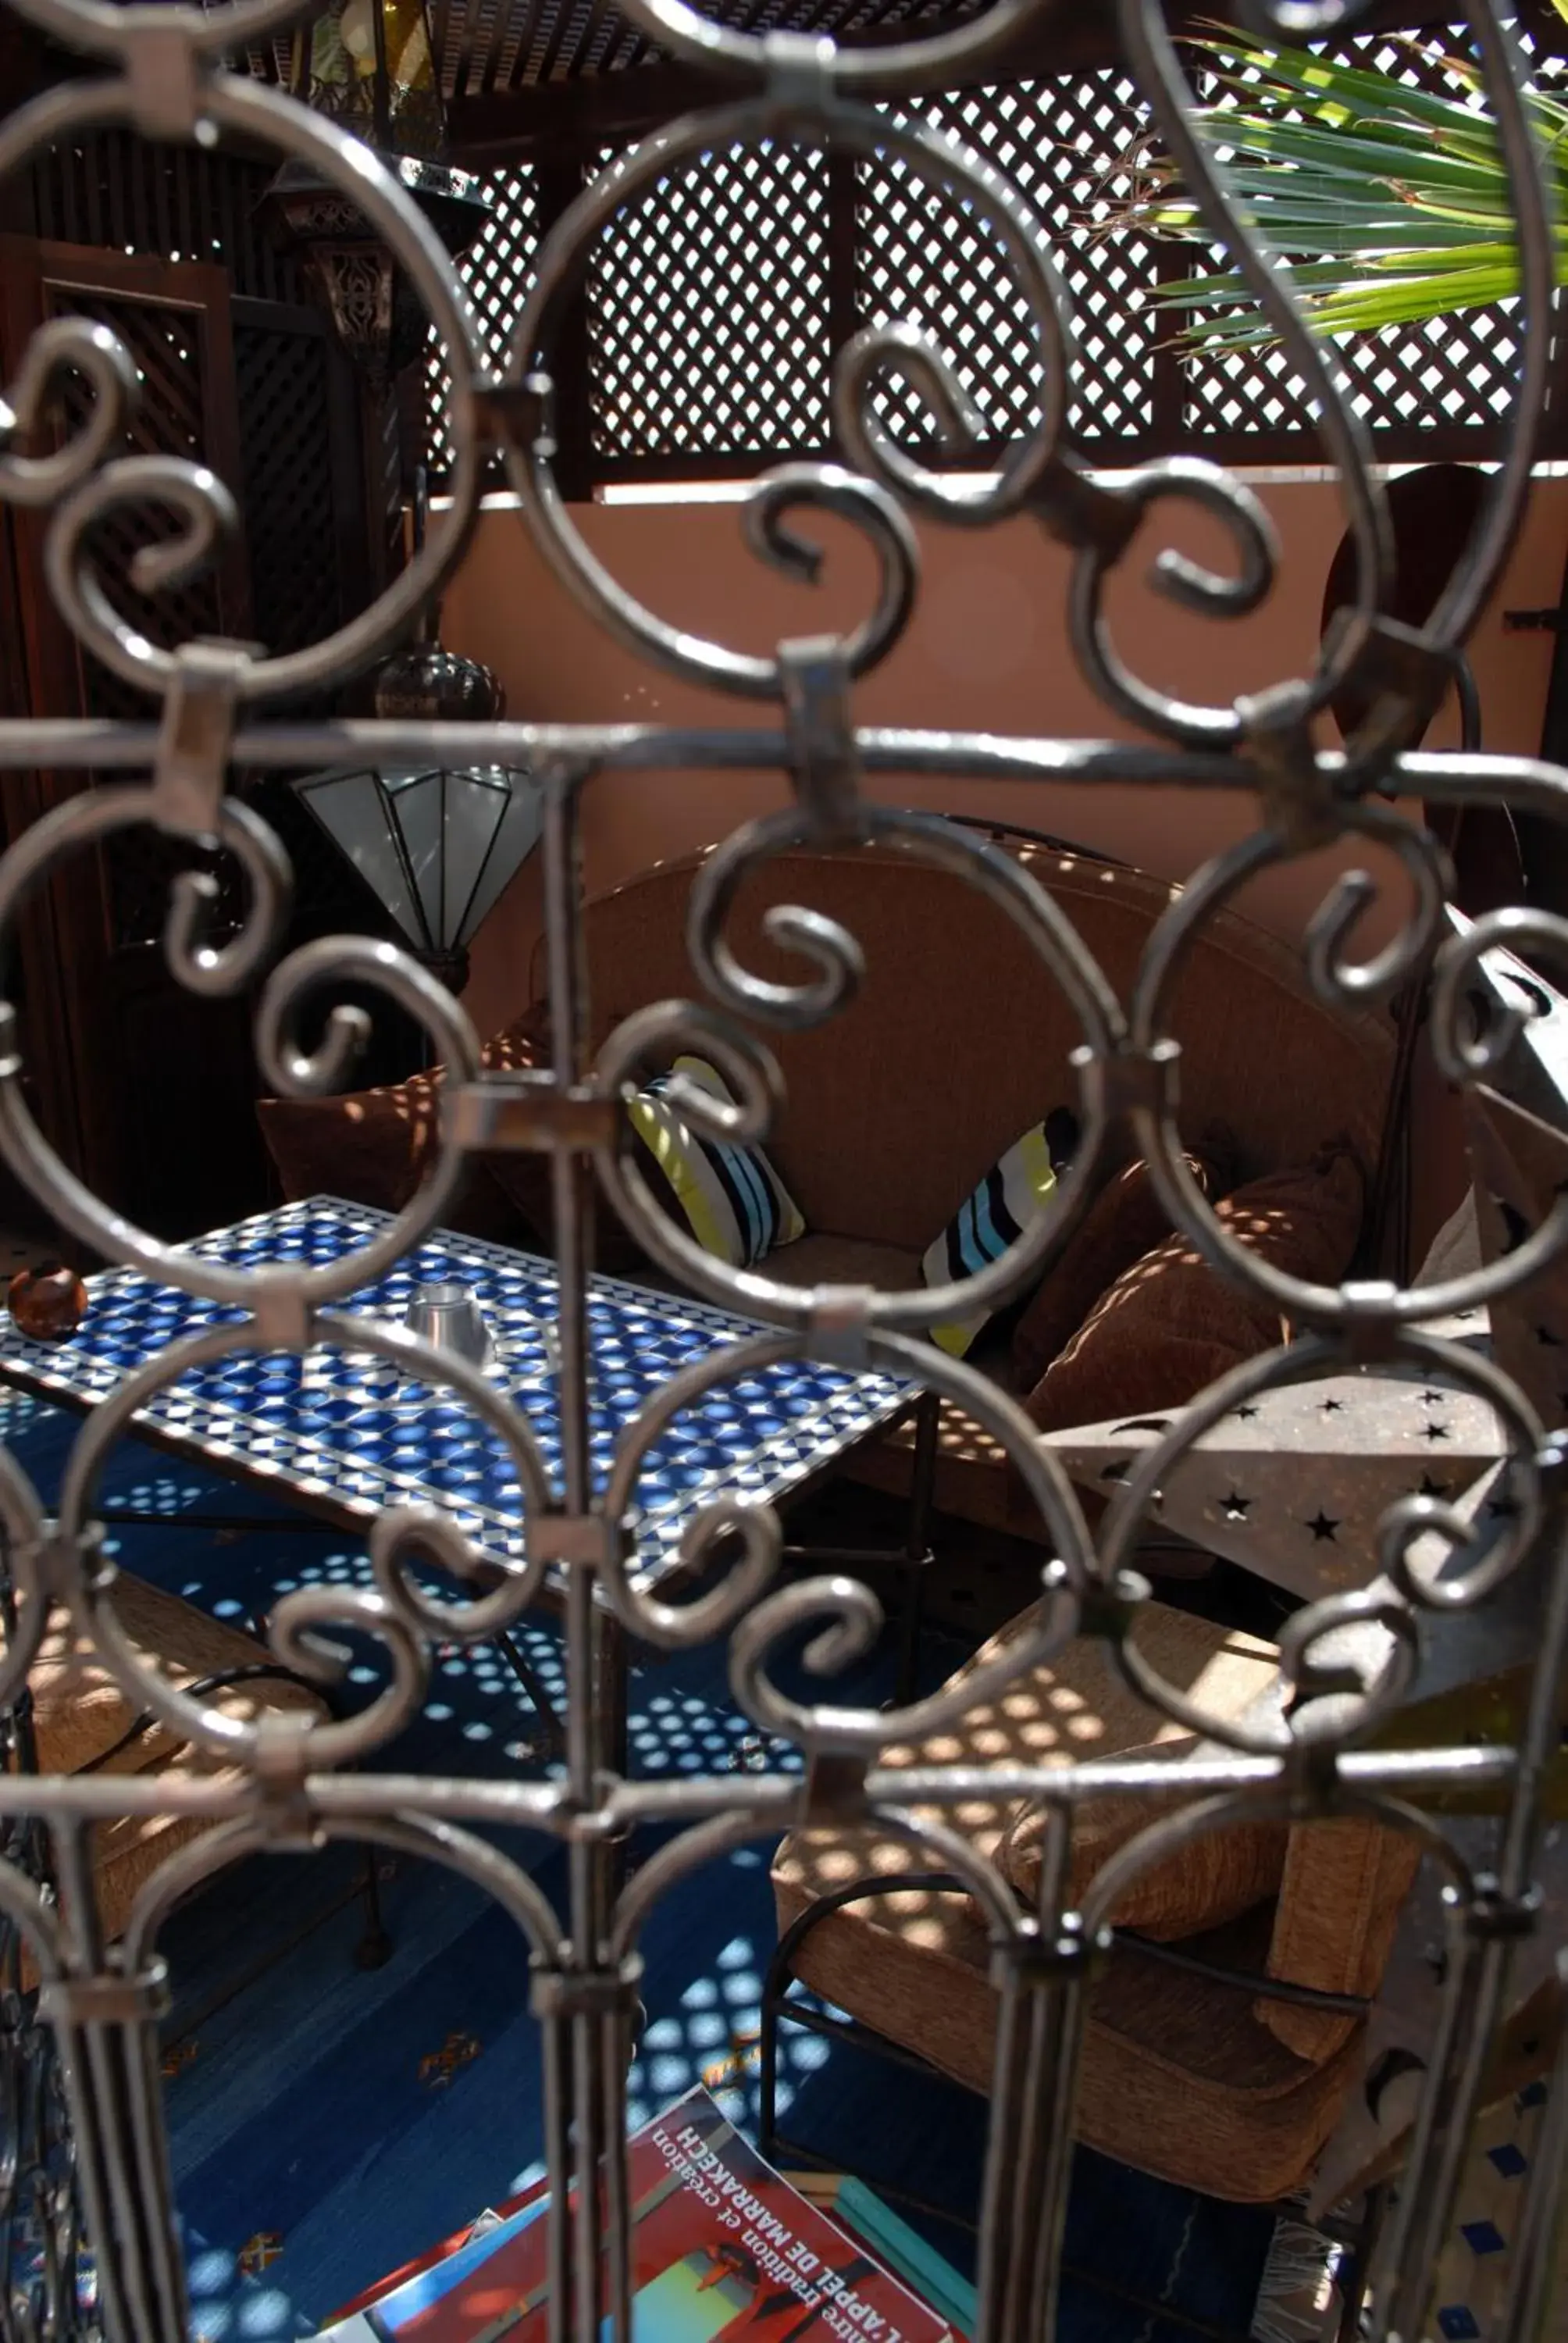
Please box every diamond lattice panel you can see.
[588,141,830,457]
[235,322,345,658]
[1181,23,1532,443]
[424,164,540,473]
[860,76,1158,449]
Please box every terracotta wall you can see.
[441,473,1568,1250]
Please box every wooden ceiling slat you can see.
[450,0,485,98]
[432,0,461,98]
[476,0,516,91]
[536,0,595,87]
[562,0,619,81]
[504,0,566,89]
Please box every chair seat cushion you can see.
[27,1573,328,1959]
[772,1600,1279,1948]
[996,1734,1288,1941]
[763,1234,922,1291]
[768,1602,1381,2200]
[771,1856,1362,2202]
[30,1572,325,1776]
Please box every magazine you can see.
[317,2090,958,2343]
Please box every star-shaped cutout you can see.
[1422,1421,1451,1442]
[1232,1403,1261,1421]
[1320,1396,1345,1414]
[1417,1474,1449,1500]
[1219,1490,1252,1521]
[1306,1510,1340,1542]
[1418,1389,1445,1407]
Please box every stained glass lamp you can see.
[292,759,541,997]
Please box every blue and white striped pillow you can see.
[923,1108,1079,1356]
[628,1057,805,1268]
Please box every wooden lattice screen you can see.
[425,163,540,475]
[424,19,1568,484]
[29,132,302,301]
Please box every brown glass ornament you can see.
[9,1261,87,1342]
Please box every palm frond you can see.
[1099,24,1568,344]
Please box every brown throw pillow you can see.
[1000,1737,1288,1940]
[1025,1142,1365,1434]
[256,1002,552,1246]
[1010,1127,1238,1391]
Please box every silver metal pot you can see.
[403,1279,497,1371]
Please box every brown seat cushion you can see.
[1010,1129,1238,1392]
[773,1601,1280,1960]
[28,1574,328,1962]
[1024,1143,1367,1435]
[764,1234,921,1290]
[771,1602,1356,2203]
[998,1733,1288,1941]
[772,1854,1362,2202]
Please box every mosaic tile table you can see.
[0,1196,914,1767]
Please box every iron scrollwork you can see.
[0,2,1563,2342]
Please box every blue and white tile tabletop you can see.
[0,1198,911,1592]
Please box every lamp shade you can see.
[293,762,543,975]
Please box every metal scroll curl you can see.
[727,1561,1083,1758]
[0,316,139,512]
[47,1309,557,1765]
[0,52,484,708]
[1121,809,1541,1337]
[0,793,483,1316]
[590,805,1123,1349]
[593,1314,1094,1648]
[45,456,242,704]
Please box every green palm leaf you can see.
[1102,23,1568,343]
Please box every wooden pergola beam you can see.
[449,0,1560,164]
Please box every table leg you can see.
[592,1606,633,1920]
[495,1628,569,1763]
[896,1388,941,1704]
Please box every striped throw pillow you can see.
[628,1056,805,1268]
[923,1108,1079,1357]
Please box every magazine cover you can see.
[319,2090,955,2343]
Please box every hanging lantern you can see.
[259,0,490,387]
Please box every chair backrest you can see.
[556,836,1397,1253]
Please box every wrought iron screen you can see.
[0,9,1567,2343]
